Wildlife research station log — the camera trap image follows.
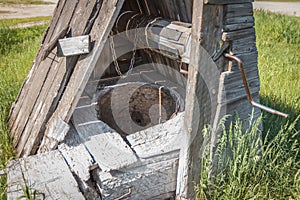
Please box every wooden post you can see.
[176,0,225,199]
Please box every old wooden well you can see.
[6,0,287,199]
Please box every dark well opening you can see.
[95,82,183,138]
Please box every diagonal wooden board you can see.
[38,0,126,154]
[8,0,126,157]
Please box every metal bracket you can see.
[212,41,230,61]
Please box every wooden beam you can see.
[176,0,225,199]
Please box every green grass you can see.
[0,16,50,27]
[195,10,300,199]
[196,116,300,199]
[0,0,53,4]
[255,10,300,136]
[0,10,11,14]
[0,21,46,199]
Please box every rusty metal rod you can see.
[224,53,289,118]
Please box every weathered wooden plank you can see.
[222,27,255,41]
[220,76,260,104]
[223,22,254,32]
[231,35,256,54]
[43,0,69,44]
[226,94,261,120]
[57,35,90,57]
[71,103,137,172]
[11,53,59,149]
[229,51,258,69]
[72,105,112,130]
[224,15,254,25]
[37,116,70,152]
[83,132,138,172]
[7,151,85,200]
[224,3,253,18]
[224,2,253,12]
[205,0,253,4]
[222,62,259,85]
[14,58,67,156]
[99,159,178,200]
[175,0,189,22]
[59,144,94,182]
[40,0,126,152]
[176,2,224,199]
[58,143,101,199]
[19,0,100,157]
[127,112,184,158]
[50,0,101,107]
[10,0,79,157]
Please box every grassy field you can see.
[256,10,300,137]
[0,0,52,4]
[0,16,50,27]
[0,21,46,199]
[0,9,299,200]
[196,10,300,199]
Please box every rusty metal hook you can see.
[224,53,289,118]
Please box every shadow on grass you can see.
[260,95,300,141]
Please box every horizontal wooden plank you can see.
[222,27,255,41]
[205,0,253,5]
[224,3,253,18]
[226,94,261,120]
[224,16,254,25]
[57,35,90,57]
[127,112,184,158]
[222,62,259,86]
[223,22,254,32]
[7,151,85,200]
[99,158,178,200]
[221,76,260,104]
[72,104,100,126]
[231,35,256,54]
[83,132,138,171]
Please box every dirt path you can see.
[253,2,300,17]
[0,3,56,19]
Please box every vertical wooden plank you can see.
[176,1,224,199]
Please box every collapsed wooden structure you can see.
[6,0,268,199]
